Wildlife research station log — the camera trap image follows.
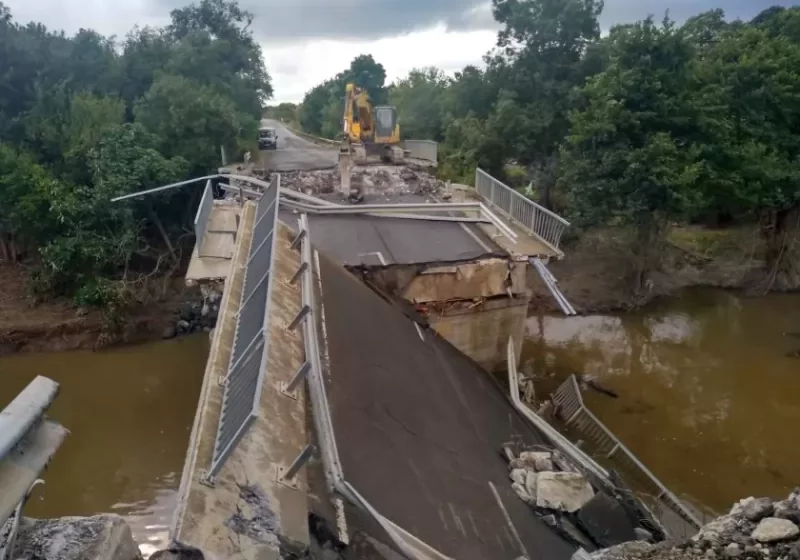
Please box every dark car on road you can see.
[258,127,278,150]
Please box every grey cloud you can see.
[149,0,494,44]
[3,0,797,46]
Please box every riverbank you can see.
[0,263,194,354]
[530,226,782,314]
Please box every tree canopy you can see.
[0,0,271,311]
[295,2,800,293]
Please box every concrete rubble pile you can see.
[279,164,447,201]
[12,514,142,560]
[590,491,800,560]
[507,447,659,551]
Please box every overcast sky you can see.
[3,0,795,103]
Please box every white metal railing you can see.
[552,375,702,538]
[204,175,281,482]
[193,180,213,255]
[475,168,569,253]
[403,140,438,164]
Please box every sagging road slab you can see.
[314,252,575,560]
[260,118,338,172]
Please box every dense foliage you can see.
[0,0,270,310]
[297,3,800,292]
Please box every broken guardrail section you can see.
[0,376,68,560]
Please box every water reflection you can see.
[0,335,208,556]
[523,289,800,511]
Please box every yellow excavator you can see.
[340,83,404,165]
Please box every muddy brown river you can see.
[0,334,208,557]
[523,289,800,514]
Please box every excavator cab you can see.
[373,106,398,143]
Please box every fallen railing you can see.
[530,258,576,315]
[552,375,702,538]
[475,168,570,254]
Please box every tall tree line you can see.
[0,0,271,310]
[297,3,800,294]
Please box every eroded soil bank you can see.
[530,226,793,314]
[0,263,207,354]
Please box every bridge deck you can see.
[315,251,575,560]
[174,206,309,559]
[186,202,240,281]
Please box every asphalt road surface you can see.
[259,118,338,172]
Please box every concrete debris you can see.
[510,468,528,486]
[13,514,141,560]
[590,490,800,560]
[525,470,539,501]
[738,498,775,522]
[752,518,799,543]
[536,472,595,513]
[518,451,555,472]
[279,164,446,202]
[578,493,637,548]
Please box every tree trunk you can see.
[760,205,800,292]
[629,220,667,302]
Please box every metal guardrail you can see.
[0,376,66,560]
[194,180,213,255]
[475,168,570,253]
[205,175,281,480]
[403,140,438,164]
[552,375,702,537]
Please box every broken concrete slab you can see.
[536,472,595,513]
[577,493,637,548]
[14,515,141,560]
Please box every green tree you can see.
[561,18,701,295]
[389,67,448,141]
[487,0,605,207]
[693,26,800,289]
[135,73,257,174]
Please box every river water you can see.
[0,334,208,557]
[523,289,800,514]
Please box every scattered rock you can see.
[162,325,177,339]
[201,303,210,317]
[541,514,557,527]
[177,320,190,333]
[752,518,799,543]
[741,498,775,522]
[535,471,594,513]
[725,543,743,558]
[14,514,141,560]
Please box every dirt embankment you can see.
[529,227,777,314]
[0,264,190,354]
